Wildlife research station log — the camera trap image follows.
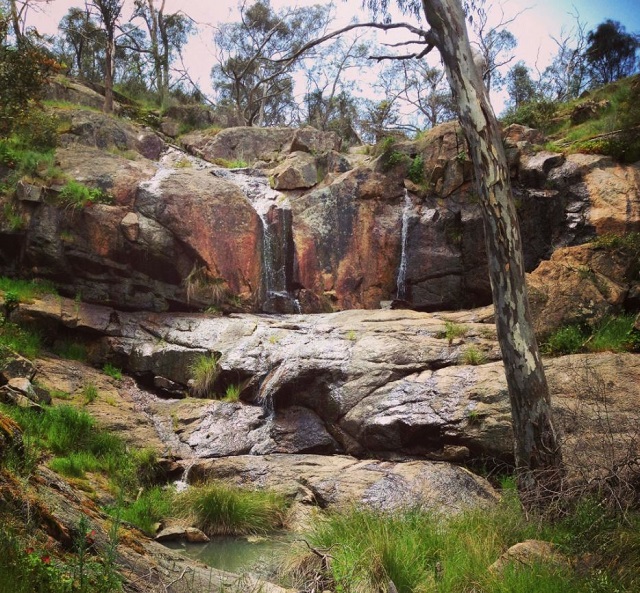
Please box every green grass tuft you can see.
[102,363,123,381]
[178,482,289,536]
[189,353,220,398]
[113,486,175,535]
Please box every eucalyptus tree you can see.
[585,20,639,86]
[286,0,562,500]
[375,0,562,500]
[57,6,105,82]
[211,0,331,126]
[132,0,193,106]
[302,32,369,136]
[539,11,588,101]
[88,0,124,113]
[506,61,536,108]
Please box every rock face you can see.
[188,454,499,513]
[19,296,640,471]
[2,91,639,316]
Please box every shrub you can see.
[189,353,220,398]
[501,99,558,131]
[407,154,425,184]
[542,324,586,355]
[542,315,639,356]
[178,482,289,535]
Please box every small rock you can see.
[0,352,36,382]
[185,527,210,543]
[16,180,44,202]
[155,526,187,542]
[153,376,186,397]
[120,212,140,242]
[489,540,570,574]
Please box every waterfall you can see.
[396,189,412,300]
[212,168,297,312]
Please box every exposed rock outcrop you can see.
[18,296,640,468]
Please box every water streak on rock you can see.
[212,168,297,312]
[396,189,412,300]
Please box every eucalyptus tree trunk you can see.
[421,0,562,498]
[103,30,115,113]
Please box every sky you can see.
[23,0,640,114]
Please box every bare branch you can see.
[270,21,434,66]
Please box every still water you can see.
[163,534,292,578]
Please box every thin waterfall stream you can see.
[212,168,298,312]
[396,188,412,300]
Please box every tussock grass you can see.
[292,490,639,593]
[542,314,639,356]
[178,482,289,536]
[0,322,41,359]
[0,276,57,302]
[116,486,175,535]
[189,353,220,398]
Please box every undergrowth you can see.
[542,314,639,356]
[288,489,639,593]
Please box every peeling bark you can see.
[421,0,562,498]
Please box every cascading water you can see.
[396,188,412,300]
[212,168,298,312]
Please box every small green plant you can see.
[2,203,25,231]
[189,353,220,397]
[178,482,289,536]
[82,382,98,404]
[462,345,487,365]
[102,363,122,381]
[466,409,482,425]
[345,329,357,341]
[2,290,19,324]
[213,157,248,169]
[407,154,425,184]
[223,383,241,402]
[57,180,108,208]
[267,333,281,345]
[174,157,192,168]
[441,320,467,345]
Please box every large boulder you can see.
[187,454,499,513]
[528,242,636,337]
[57,109,164,160]
[18,296,640,471]
[181,126,340,166]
